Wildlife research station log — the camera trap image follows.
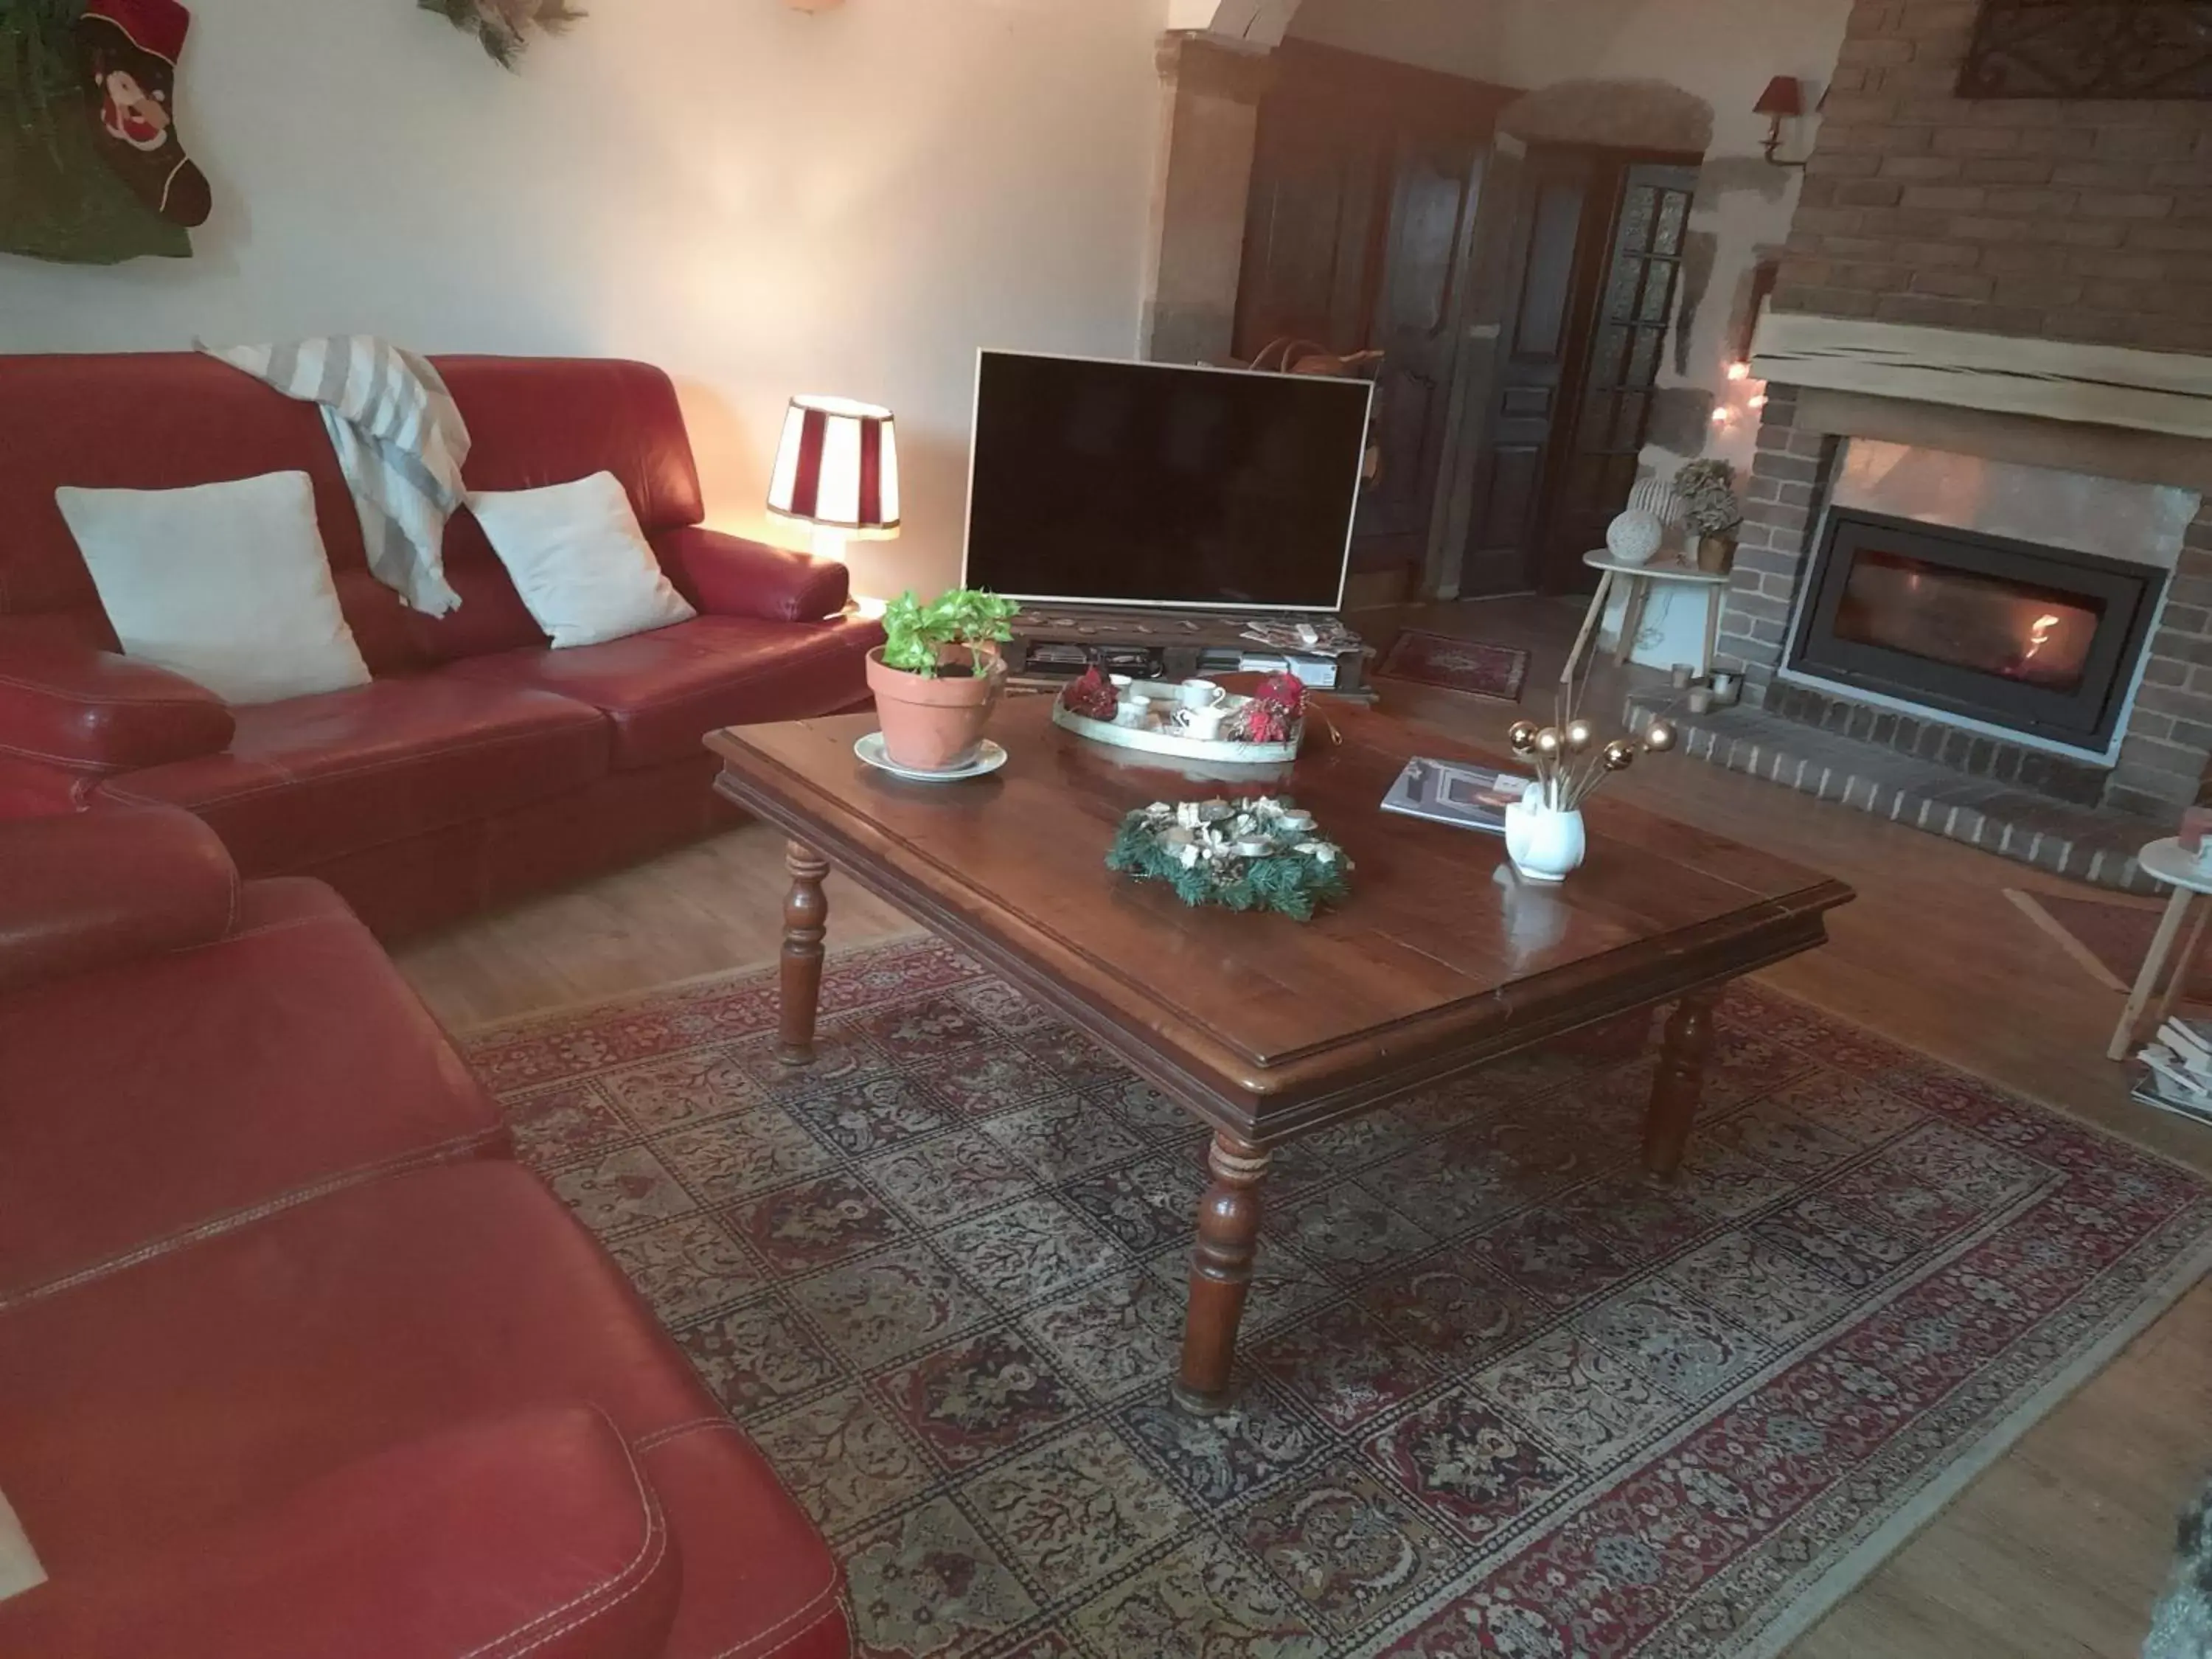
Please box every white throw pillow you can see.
[467,473,696,650]
[56,471,372,706]
[0,1484,45,1601]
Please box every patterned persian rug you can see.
[466,938,2212,1659]
[1376,631,1531,703]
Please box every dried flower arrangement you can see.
[1676,458,1744,539]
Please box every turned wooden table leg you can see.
[1644,986,1720,1182]
[778,841,831,1067]
[1175,1132,1271,1413]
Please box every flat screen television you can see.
[961,349,1372,613]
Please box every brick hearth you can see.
[1624,693,2161,893]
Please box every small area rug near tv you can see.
[1382,757,1531,835]
[1377,630,1531,703]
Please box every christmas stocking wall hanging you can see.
[75,0,210,226]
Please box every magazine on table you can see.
[1380,757,1533,836]
[2132,1015,2212,1128]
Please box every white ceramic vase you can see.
[1503,796,1587,885]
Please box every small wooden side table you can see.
[2107,838,2212,1061]
[1564,549,1733,685]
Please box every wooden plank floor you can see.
[394,595,2209,1657]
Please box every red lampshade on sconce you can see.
[767,394,902,557]
[1756,75,1809,168]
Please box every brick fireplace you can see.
[1677,0,2212,887]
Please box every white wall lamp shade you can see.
[767,395,901,541]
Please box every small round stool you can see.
[2106,838,2212,1062]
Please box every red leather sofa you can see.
[0,353,880,938]
[0,807,850,1658]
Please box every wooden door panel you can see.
[1541,161,1699,585]
[1233,41,1517,597]
[1236,111,1382,356]
[1475,445,1545,550]
[1457,153,1596,595]
[1357,129,1481,549]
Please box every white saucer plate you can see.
[855,732,1009,782]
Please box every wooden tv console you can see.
[1003,605,1371,698]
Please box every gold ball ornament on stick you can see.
[1565,719,1596,753]
[1534,727,1564,758]
[1508,720,1540,755]
[1642,720,1677,754]
[1602,737,1638,772]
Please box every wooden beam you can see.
[1752,313,2212,442]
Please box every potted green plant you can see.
[1677,458,1744,573]
[865,587,1020,771]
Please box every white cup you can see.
[1175,705,1228,742]
[1115,694,1153,728]
[1178,679,1225,711]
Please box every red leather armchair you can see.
[0,354,883,937]
[0,809,851,1658]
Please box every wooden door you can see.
[1349,123,1491,581]
[1234,43,1514,602]
[1543,163,1699,588]
[1456,153,1700,595]
[1457,150,1604,597]
[1235,89,1383,356]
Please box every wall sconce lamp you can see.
[1756,76,1810,168]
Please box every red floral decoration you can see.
[1230,672,1307,743]
[1060,666,1120,721]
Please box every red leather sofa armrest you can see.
[0,806,240,993]
[658,525,853,624]
[0,640,233,777]
[0,1406,681,1659]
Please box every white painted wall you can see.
[1291,0,1851,480]
[0,0,1171,601]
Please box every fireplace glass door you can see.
[1787,511,2162,754]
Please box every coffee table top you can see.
[707,693,1852,1139]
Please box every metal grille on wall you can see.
[1958,1,2212,98]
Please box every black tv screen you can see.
[962,351,1371,612]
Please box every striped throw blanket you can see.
[199,336,471,616]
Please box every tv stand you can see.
[1004,605,1370,698]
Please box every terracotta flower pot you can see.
[1696,534,1737,574]
[866,645,1006,771]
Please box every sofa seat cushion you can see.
[0,1407,682,1659]
[95,672,609,874]
[445,613,878,771]
[0,1161,845,1658]
[0,877,506,1308]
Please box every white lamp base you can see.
[810,526,890,619]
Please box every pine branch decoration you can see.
[1106,799,1351,923]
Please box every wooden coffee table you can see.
[706,694,1852,1411]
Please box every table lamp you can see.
[768,394,900,613]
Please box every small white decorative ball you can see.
[1606,507,1665,567]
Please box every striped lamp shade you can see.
[766,395,901,540]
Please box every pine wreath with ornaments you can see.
[1106,796,1350,922]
